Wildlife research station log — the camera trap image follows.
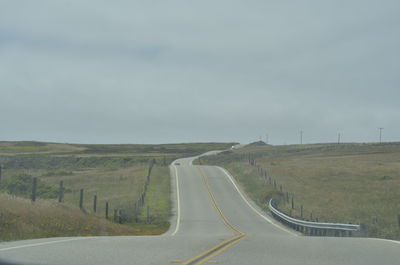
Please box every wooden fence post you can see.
[397,214,400,227]
[0,164,2,183]
[79,189,84,209]
[301,205,303,218]
[134,202,138,223]
[58,180,64,203]
[93,195,97,213]
[291,195,294,209]
[114,209,117,222]
[147,205,150,223]
[105,201,109,219]
[31,177,37,202]
[119,209,122,224]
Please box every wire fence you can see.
[8,159,159,224]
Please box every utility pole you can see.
[338,133,341,144]
[378,128,384,144]
[300,130,303,145]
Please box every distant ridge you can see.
[246,141,268,147]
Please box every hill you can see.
[198,142,400,240]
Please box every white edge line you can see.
[218,166,298,236]
[219,166,400,245]
[171,165,181,236]
[367,237,400,245]
[0,237,89,252]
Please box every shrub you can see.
[0,174,60,199]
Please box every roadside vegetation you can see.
[0,193,137,241]
[0,141,235,241]
[197,142,400,240]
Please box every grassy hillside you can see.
[0,141,235,241]
[0,193,138,241]
[198,142,400,240]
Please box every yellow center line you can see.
[179,167,247,265]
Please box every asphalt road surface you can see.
[1,155,399,265]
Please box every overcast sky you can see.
[0,0,399,145]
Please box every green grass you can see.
[0,173,61,199]
[0,141,234,240]
[198,142,400,240]
[134,166,171,231]
[0,141,84,155]
[40,165,150,215]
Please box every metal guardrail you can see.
[269,199,360,236]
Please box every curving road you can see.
[1,155,399,264]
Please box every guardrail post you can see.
[31,177,37,202]
[268,198,360,238]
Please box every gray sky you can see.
[1,0,399,144]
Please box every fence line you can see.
[24,159,157,224]
[244,154,363,236]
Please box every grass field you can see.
[0,141,235,241]
[0,193,138,241]
[198,142,400,240]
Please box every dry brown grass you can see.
[0,193,138,241]
[0,141,235,241]
[203,143,400,240]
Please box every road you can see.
[1,155,399,264]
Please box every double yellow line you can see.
[179,167,247,265]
